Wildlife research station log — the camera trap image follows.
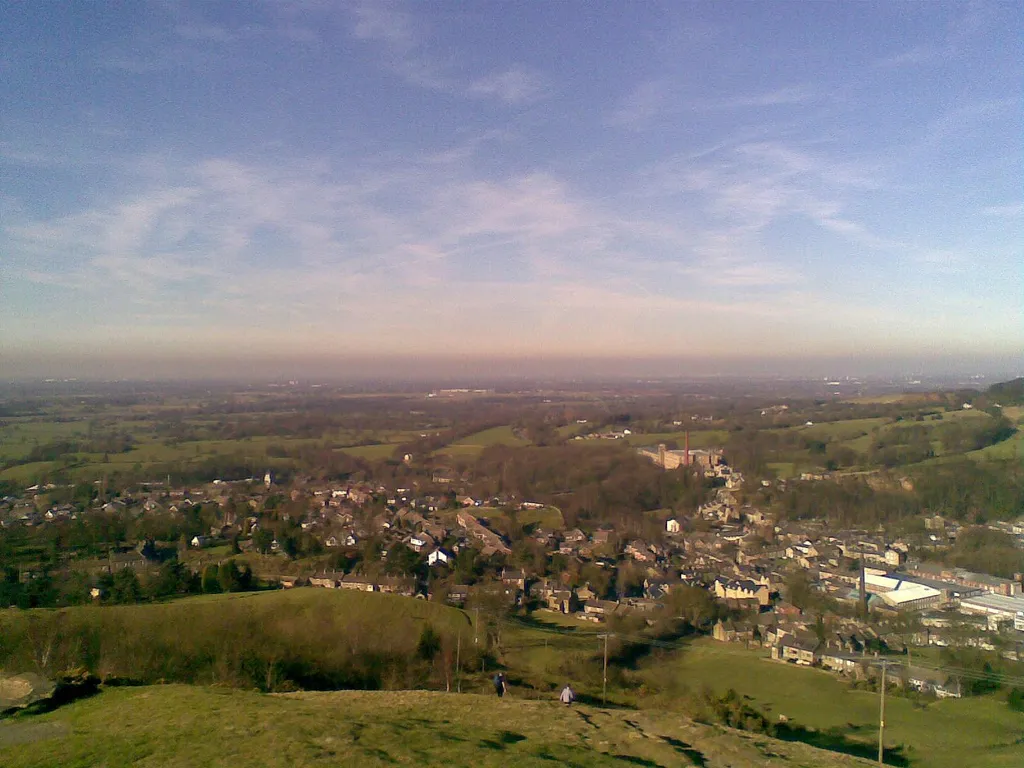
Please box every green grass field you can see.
[432,425,531,459]
[0,684,873,768]
[783,418,889,441]
[519,506,564,529]
[337,443,401,460]
[467,506,564,531]
[767,461,798,479]
[0,588,469,642]
[640,639,1024,768]
[0,419,89,459]
[1002,406,1024,424]
[943,432,1023,463]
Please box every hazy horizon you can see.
[2,2,1021,371]
[3,350,1021,384]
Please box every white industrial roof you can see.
[959,594,1024,616]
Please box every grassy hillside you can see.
[2,595,1021,766]
[0,590,470,691]
[501,619,1024,768]
[0,684,874,768]
[639,639,1024,768]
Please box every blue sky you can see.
[1,1,1021,378]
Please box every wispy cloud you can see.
[876,2,996,68]
[346,0,545,103]
[898,98,1018,161]
[700,85,816,110]
[981,201,1024,218]
[349,0,415,50]
[607,81,667,130]
[468,68,548,105]
[98,2,320,73]
[4,146,810,349]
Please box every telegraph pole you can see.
[878,660,887,766]
[455,633,461,693]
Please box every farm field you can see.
[436,426,531,458]
[769,417,889,442]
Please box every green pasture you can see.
[942,431,1023,463]
[432,425,530,458]
[519,506,564,529]
[468,506,563,530]
[641,638,1024,768]
[1002,405,1024,424]
[0,462,59,485]
[436,444,487,459]
[337,443,401,460]
[767,462,798,479]
[556,423,588,438]
[623,430,728,449]
[777,418,889,441]
[0,420,89,460]
[450,425,530,449]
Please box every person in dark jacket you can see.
[493,672,507,697]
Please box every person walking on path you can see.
[493,672,507,698]
[559,683,576,706]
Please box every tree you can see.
[110,568,143,604]
[218,560,242,592]
[417,623,442,660]
[202,565,221,594]
[784,569,816,612]
[238,563,254,591]
[386,543,424,578]
[1008,687,1024,713]
[0,567,23,608]
[281,534,299,560]
[252,528,274,555]
[665,585,718,631]
[150,560,191,599]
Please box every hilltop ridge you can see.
[0,684,874,768]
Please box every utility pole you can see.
[455,633,461,694]
[474,607,480,645]
[878,660,887,766]
[602,633,609,706]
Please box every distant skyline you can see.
[2,1,1021,379]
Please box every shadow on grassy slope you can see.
[775,722,909,766]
